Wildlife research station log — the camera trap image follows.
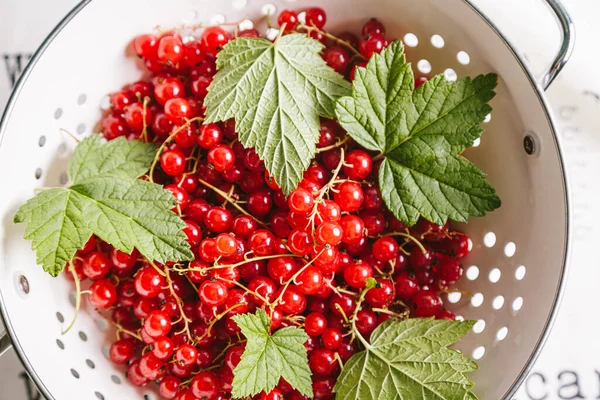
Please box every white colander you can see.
[0,0,573,399]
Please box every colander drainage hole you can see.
[56,312,64,323]
[504,242,516,257]
[261,3,276,16]
[483,232,496,247]
[470,293,484,307]
[79,331,88,342]
[59,172,69,185]
[472,346,485,360]
[111,374,122,384]
[466,265,479,280]
[403,33,418,47]
[488,268,501,283]
[95,392,105,400]
[77,94,87,105]
[492,295,505,310]
[496,327,509,341]
[472,319,485,334]
[512,297,523,311]
[515,265,526,280]
[76,123,86,135]
[430,34,444,48]
[56,339,65,350]
[447,291,461,303]
[457,51,470,65]
[35,168,42,180]
[232,0,248,10]
[86,359,95,369]
[71,369,80,379]
[54,108,62,119]
[472,138,481,147]
[444,68,457,82]
[417,59,431,74]
[39,136,46,147]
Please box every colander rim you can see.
[0,0,571,399]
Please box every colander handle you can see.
[540,0,574,90]
[0,331,11,357]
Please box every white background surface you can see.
[0,0,598,399]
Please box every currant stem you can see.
[271,247,326,308]
[296,24,363,58]
[316,137,349,153]
[165,269,193,341]
[149,116,204,183]
[350,286,373,350]
[198,178,269,228]
[59,128,81,143]
[62,262,82,335]
[110,320,143,342]
[386,231,427,254]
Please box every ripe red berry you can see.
[208,144,236,172]
[305,312,327,336]
[200,27,231,55]
[372,236,399,262]
[83,251,111,280]
[362,18,386,36]
[157,34,184,65]
[110,339,134,364]
[288,188,314,214]
[160,149,186,176]
[305,7,327,29]
[248,229,275,256]
[176,344,199,367]
[295,265,323,295]
[89,279,117,309]
[360,33,387,58]
[323,47,350,74]
[278,10,299,31]
[412,289,443,317]
[134,34,158,58]
[197,123,223,149]
[144,310,171,339]
[204,207,232,233]
[394,272,419,300]
[334,181,364,212]
[159,375,181,399]
[339,215,365,245]
[315,220,343,246]
[164,98,191,124]
[135,266,166,298]
[191,371,220,399]
[343,260,373,288]
[343,149,373,180]
[365,278,395,307]
[199,280,228,307]
[276,286,307,314]
[268,256,298,284]
[309,348,337,376]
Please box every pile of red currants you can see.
[69,7,471,400]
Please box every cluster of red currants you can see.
[74,7,466,400]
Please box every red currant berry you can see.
[415,76,429,88]
[144,310,171,338]
[355,309,377,336]
[305,312,327,336]
[305,7,327,29]
[330,293,356,317]
[164,98,191,124]
[436,254,462,284]
[204,207,232,233]
[288,229,312,256]
[182,40,204,67]
[339,215,365,245]
[359,33,387,58]
[159,375,181,399]
[334,181,364,212]
[295,265,323,295]
[410,246,434,270]
[436,309,456,320]
[412,289,443,317]
[89,279,117,309]
[199,280,228,307]
[191,74,212,100]
[365,278,395,307]
[176,344,198,367]
[197,123,223,149]
[154,77,185,105]
[315,221,343,246]
[394,272,419,300]
[268,256,297,284]
[276,286,307,314]
[343,149,373,180]
[323,47,350,74]
[321,328,343,350]
[158,34,184,65]
[191,371,220,399]
[160,149,186,176]
[362,18,386,36]
[135,266,166,298]
[134,34,158,58]
[247,191,273,217]
[110,339,135,364]
[373,236,399,262]
[82,251,111,280]
[200,27,231,55]
[208,144,236,172]
[128,360,149,387]
[344,260,373,288]
[248,229,275,256]
[152,336,175,360]
[278,10,298,31]
[288,188,314,214]
[309,348,337,376]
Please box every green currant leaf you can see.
[334,318,478,400]
[69,135,156,184]
[204,34,351,195]
[336,40,500,226]
[231,309,313,398]
[14,134,193,276]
